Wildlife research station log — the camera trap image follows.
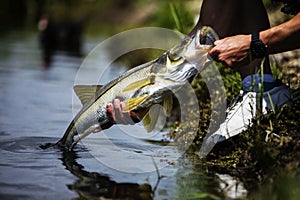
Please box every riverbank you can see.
[169,84,300,199]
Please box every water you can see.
[2,31,295,200]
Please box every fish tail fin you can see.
[40,121,76,150]
[54,120,77,150]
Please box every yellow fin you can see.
[123,76,154,92]
[124,95,149,112]
[163,94,173,117]
[142,104,166,132]
[73,85,102,105]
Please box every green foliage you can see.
[185,192,221,200]
[107,1,196,68]
[169,3,184,32]
[148,1,195,34]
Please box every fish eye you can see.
[168,48,181,61]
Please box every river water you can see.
[0,31,267,200]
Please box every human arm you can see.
[209,12,300,67]
[261,12,300,54]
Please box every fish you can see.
[55,26,219,150]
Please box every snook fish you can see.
[56,26,219,150]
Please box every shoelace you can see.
[225,90,245,116]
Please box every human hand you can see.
[105,98,140,128]
[209,34,251,68]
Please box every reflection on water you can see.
[61,150,154,200]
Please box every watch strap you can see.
[251,32,260,42]
[250,32,267,58]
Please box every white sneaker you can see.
[200,84,291,156]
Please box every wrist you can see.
[250,32,268,58]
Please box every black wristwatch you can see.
[250,32,267,58]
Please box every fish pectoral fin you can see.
[163,94,173,117]
[142,104,166,132]
[124,95,149,112]
[73,85,102,106]
[122,77,154,92]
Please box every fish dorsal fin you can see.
[142,104,166,132]
[123,76,155,92]
[123,95,149,112]
[73,85,102,106]
[163,94,173,117]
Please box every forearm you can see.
[261,12,300,54]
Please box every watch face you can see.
[251,41,266,58]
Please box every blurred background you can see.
[0,0,198,69]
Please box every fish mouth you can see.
[197,26,219,47]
